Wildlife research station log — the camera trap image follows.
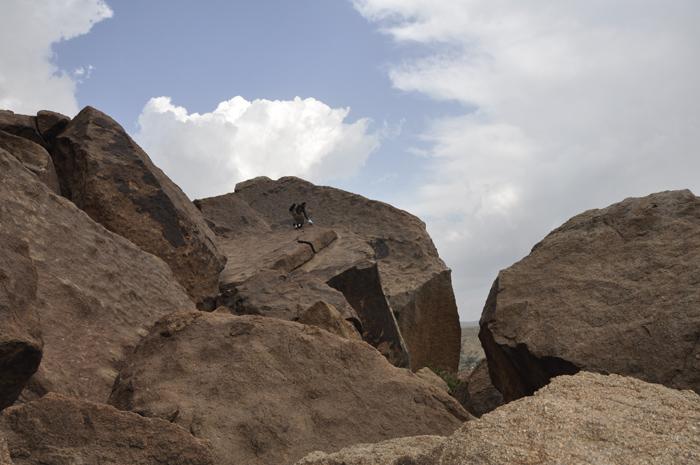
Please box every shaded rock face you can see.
[109,312,468,465]
[418,372,700,465]
[52,106,224,302]
[451,359,503,417]
[294,436,445,465]
[0,393,215,465]
[328,262,410,367]
[480,190,700,401]
[0,232,42,410]
[0,150,195,403]
[197,176,460,372]
[0,131,60,193]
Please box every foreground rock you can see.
[52,106,224,302]
[297,372,700,465]
[295,436,444,465]
[110,312,468,465]
[0,149,195,403]
[481,190,700,401]
[0,232,42,410]
[0,393,214,465]
[198,176,460,372]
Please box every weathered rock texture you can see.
[109,312,468,465]
[0,393,215,465]
[481,190,700,401]
[298,372,700,465]
[52,106,224,302]
[298,301,362,340]
[197,176,460,372]
[0,149,195,403]
[0,111,44,148]
[452,359,503,417]
[0,131,59,193]
[416,368,449,392]
[422,372,700,465]
[0,232,42,410]
[295,436,444,465]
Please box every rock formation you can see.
[296,372,700,465]
[196,176,460,372]
[298,301,362,340]
[481,190,700,401]
[0,149,196,403]
[52,106,224,302]
[451,359,503,417]
[109,312,469,465]
[0,131,59,193]
[0,231,42,410]
[0,393,215,465]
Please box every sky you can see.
[1,0,699,321]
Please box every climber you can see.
[289,202,313,229]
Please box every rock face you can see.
[0,149,196,403]
[109,312,469,465]
[197,176,460,372]
[416,367,449,392]
[52,106,224,302]
[452,359,503,417]
[0,393,215,465]
[421,372,700,465]
[298,301,362,340]
[298,372,700,465]
[0,111,44,148]
[0,131,59,193]
[0,232,42,410]
[480,190,700,401]
[295,436,445,465]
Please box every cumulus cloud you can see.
[354,0,700,319]
[136,96,380,199]
[0,0,112,115]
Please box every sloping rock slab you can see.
[52,106,224,302]
[295,436,444,465]
[480,190,700,401]
[199,176,461,372]
[0,232,42,410]
[0,393,214,465]
[298,301,362,341]
[421,372,700,465]
[0,130,59,193]
[109,312,468,465]
[0,149,195,403]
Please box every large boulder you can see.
[297,372,700,465]
[0,130,59,193]
[480,190,700,401]
[197,176,461,372]
[0,393,214,465]
[0,111,44,148]
[109,312,469,465]
[421,372,700,465]
[0,149,196,403]
[0,232,42,410]
[52,106,224,302]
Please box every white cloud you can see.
[136,96,380,199]
[0,0,112,115]
[355,0,700,319]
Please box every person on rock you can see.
[289,202,313,229]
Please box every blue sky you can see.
[2,1,699,321]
